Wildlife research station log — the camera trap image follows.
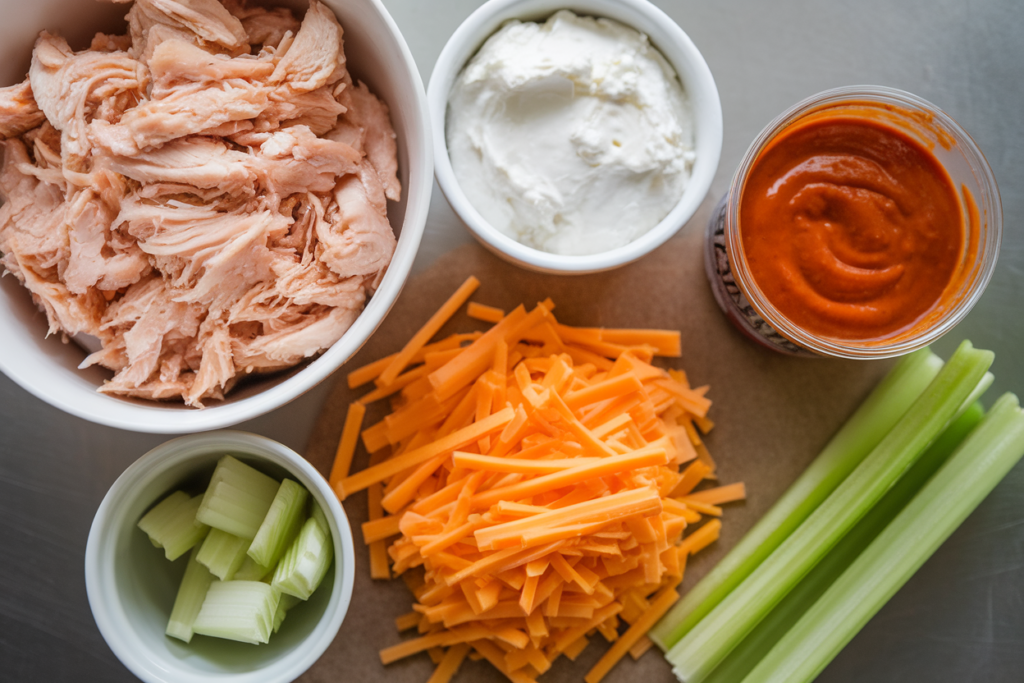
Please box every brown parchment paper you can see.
[300,229,893,683]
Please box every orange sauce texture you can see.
[740,114,963,341]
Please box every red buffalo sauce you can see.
[739,114,963,341]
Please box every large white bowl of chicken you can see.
[0,0,431,432]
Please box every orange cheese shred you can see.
[328,402,366,493]
[684,482,747,506]
[468,302,506,323]
[378,276,481,387]
[427,643,470,683]
[329,278,744,683]
[347,332,482,389]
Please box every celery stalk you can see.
[961,371,993,412]
[740,393,1024,683]
[702,402,984,683]
[667,341,992,682]
[248,479,308,568]
[166,547,215,643]
[651,348,944,649]
[138,491,210,561]
[272,516,333,600]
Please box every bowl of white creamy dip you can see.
[429,0,722,274]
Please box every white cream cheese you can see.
[446,10,695,256]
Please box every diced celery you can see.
[138,491,210,561]
[702,402,985,683]
[196,456,279,540]
[196,528,250,581]
[272,516,333,600]
[248,479,308,568]
[139,491,188,541]
[233,555,273,582]
[651,348,944,649]
[741,393,1024,683]
[667,341,992,682]
[166,547,215,643]
[213,455,280,494]
[192,580,281,645]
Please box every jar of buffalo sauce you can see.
[705,86,1001,358]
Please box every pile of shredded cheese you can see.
[329,276,745,683]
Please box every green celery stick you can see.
[651,348,944,649]
[166,546,215,643]
[741,393,1024,683]
[272,516,333,600]
[196,528,250,581]
[138,491,209,561]
[196,456,279,540]
[703,402,984,683]
[248,479,308,568]
[192,580,281,645]
[667,341,992,682]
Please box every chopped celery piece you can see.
[166,547,215,643]
[192,580,281,645]
[139,491,188,539]
[196,456,279,540]
[196,528,250,580]
[741,393,1024,683]
[667,341,992,683]
[652,348,944,649]
[248,479,308,568]
[703,402,985,683]
[233,555,273,582]
[272,516,333,600]
[138,491,209,561]
[310,497,330,536]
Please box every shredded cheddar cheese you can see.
[332,276,745,683]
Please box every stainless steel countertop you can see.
[2,1,1023,681]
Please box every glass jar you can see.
[704,85,1002,359]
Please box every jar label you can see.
[703,195,816,357]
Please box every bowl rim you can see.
[84,430,356,683]
[427,0,723,275]
[0,0,433,434]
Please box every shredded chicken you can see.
[0,82,46,140]
[0,0,401,407]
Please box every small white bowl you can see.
[428,0,723,275]
[85,431,356,683]
[0,0,432,433]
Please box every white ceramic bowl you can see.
[428,0,723,275]
[0,0,432,433]
[85,431,356,683]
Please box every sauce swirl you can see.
[740,115,963,341]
